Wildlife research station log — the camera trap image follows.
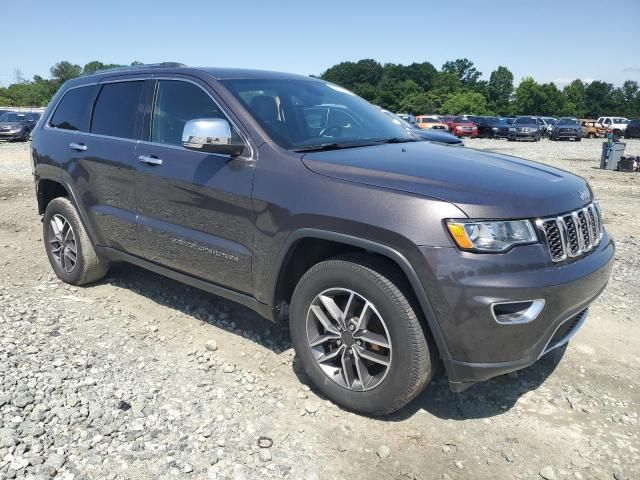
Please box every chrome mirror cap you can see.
[182,118,244,156]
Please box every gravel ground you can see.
[0,138,638,480]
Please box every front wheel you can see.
[290,255,435,416]
[43,197,109,285]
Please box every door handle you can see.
[69,142,87,152]
[138,155,163,166]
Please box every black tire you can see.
[289,254,435,416]
[575,137,581,142]
[21,129,30,142]
[43,197,109,285]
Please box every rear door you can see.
[134,77,256,293]
[53,79,143,255]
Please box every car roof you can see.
[70,64,318,85]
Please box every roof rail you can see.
[85,62,188,76]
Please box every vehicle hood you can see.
[0,122,26,129]
[511,123,538,129]
[448,122,476,128]
[301,142,591,219]
[556,124,580,129]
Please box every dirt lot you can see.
[0,138,638,480]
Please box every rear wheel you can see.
[289,255,435,416]
[43,197,109,285]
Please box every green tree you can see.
[486,66,513,115]
[512,77,546,115]
[442,58,481,86]
[584,81,616,117]
[439,90,491,115]
[50,61,82,84]
[320,59,383,90]
[561,80,587,117]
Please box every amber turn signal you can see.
[446,222,474,250]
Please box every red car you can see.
[441,115,478,138]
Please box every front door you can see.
[134,78,255,293]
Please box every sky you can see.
[2,0,639,88]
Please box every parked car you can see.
[25,112,42,128]
[550,118,581,141]
[475,116,509,138]
[596,116,628,139]
[579,119,607,139]
[415,115,448,131]
[32,65,614,415]
[624,119,640,139]
[440,115,478,138]
[0,112,33,141]
[381,110,463,146]
[508,116,541,141]
[396,113,416,125]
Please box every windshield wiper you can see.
[294,137,417,153]
[294,142,374,153]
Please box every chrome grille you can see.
[537,202,604,262]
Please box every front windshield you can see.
[0,113,26,122]
[557,118,578,125]
[419,117,439,123]
[485,117,507,125]
[383,111,412,129]
[452,116,467,122]
[513,117,536,125]
[221,79,412,149]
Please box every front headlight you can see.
[455,126,463,130]
[509,127,516,132]
[492,127,499,131]
[446,219,537,252]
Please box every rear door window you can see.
[90,81,144,139]
[49,85,98,131]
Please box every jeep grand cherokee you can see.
[31,64,614,415]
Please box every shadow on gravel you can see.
[95,263,292,354]
[91,262,567,421]
[387,344,567,421]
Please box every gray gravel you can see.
[0,138,638,479]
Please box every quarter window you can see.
[91,81,144,139]
[49,85,97,131]
[151,80,241,147]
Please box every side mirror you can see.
[182,118,245,157]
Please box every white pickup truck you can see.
[596,116,628,138]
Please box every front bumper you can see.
[416,232,614,390]
[452,130,477,138]
[0,130,24,140]
[554,129,581,139]
[508,130,538,140]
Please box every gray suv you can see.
[31,64,614,415]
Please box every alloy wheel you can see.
[305,288,392,391]
[48,214,78,273]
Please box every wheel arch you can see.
[36,177,100,247]
[270,228,451,360]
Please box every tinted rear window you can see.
[49,86,97,131]
[91,81,144,139]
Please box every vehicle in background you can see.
[624,119,640,139]
[415,115,448,130]
[508,116,541,141]
[463,115,482,125]
[475,116,509,138]
[0,109,12,118]
[539,117,558,137]
[550,117,581,141]
[0,112,33,141]
[579,119,607,139]
[440,115,478,138]
[25,112,42,128]
[596,116,628,139]
[504,117,515,125]
[396,113,416,125]
[381,110,463,146]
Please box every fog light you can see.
[492,300,545,324]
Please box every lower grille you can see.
[537,202,603,262]
[544,309,588,354]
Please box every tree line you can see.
[319,58,640,118]
[1,58,639,119]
